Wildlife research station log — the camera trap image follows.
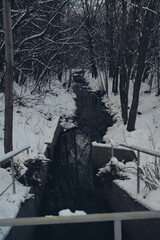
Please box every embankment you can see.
[5,119,62,240]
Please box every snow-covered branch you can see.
[130,3,157,15]
[17,0,69,50]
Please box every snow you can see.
[0,168,33,240]
[0,80,76,160]
[87,74,160,211]
[92,141,125,150]
[0,79,76,240]
[58,209,86,216]
[45,209,87,218]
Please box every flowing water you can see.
[34,83,114,240]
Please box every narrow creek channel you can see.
[34,83,114,240]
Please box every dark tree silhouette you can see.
[3,0,13,153]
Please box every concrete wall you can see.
[104,181,160,240]
[44,118,62,159]
[92,143,136,169]
[92,143,160,240]
[5,121,62,240]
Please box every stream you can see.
[34,83,114,240]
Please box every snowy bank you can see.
[0,80,76,240]
[87,74,160,211]
[0,168,32,240]
[102,83,160,210]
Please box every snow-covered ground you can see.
[87,74,160,211]
[0,79,76,240]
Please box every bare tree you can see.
[119,0,129,125]
[127,0,158,131]
[3,0,13,153]
[80,0,104,79]
[156,2,160,95]
[1,0,71,93]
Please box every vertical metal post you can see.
[155,157,159,179]
[27,148,29,154]
[11,157,16,194]
[114,220,122,240]
[111,144,114,158]
[137,151,140,194]
[158,158,160,180]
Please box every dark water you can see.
[34,83,114,240]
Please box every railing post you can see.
[155,157,159,179]
[11,157,16,194]
[114,220,122,240]
[111,144,114,158]
[137,151,140,194]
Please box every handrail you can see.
[0,211,160,240]
[0,211,160,226]
[110,142,160,194]
[119,143,160,158]
[0,145,30,194]
[0,145,30,164]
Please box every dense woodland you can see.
[0,0,160,152]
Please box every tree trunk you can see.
[112,64,119,95]
[127,1,157,131]
[157,3,160,95]
[3,0,13,153]
[67,1,72,89]
[91,58,98,79]
[119,0,129,125]
[67,65,72,89]
[158,56,160,95]
[58,59,63,82]
[120,55,129,125]
[88,33,98,79]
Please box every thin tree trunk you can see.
[67,1,72,89]
[119,0,129,125]
[91,58,98,79]
[158,56,160,95]
[88,33,98,79]
[3,0,13,153]
[157,3,160,95]
[120,55,129,125]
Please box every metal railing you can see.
[111,142,160,193]
[0,145,30,194]
[0,211,160,240]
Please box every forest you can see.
[1,2,160,239]
[0,0,160,152]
